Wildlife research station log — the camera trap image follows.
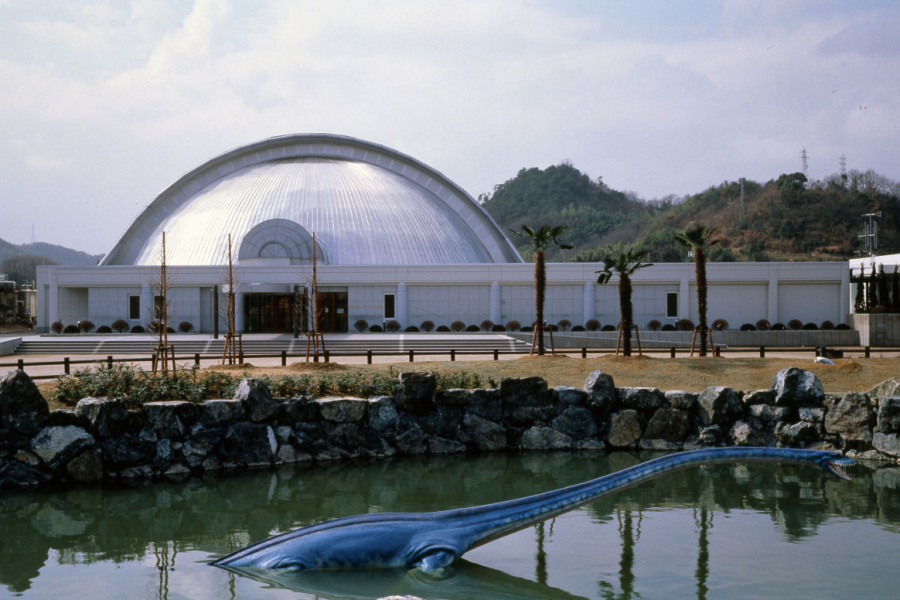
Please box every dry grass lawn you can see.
[208,354,898,395]
[36,353,897,412]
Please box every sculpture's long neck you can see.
[448,447,816,552]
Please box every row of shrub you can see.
[354,318,581,334]
[50,320,195,334]
[53,363,493,407]
[48,317,852,335]
[351,318,852,334]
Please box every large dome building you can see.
[35,134,849,336]
[102,134,520,267]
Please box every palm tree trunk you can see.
[535,249,546,355]
[695,247,708,356]
[620,273,633,356]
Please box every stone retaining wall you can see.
[2,367,899,491]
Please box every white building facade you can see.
[36,134,851,334]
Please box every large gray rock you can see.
[30,425,95,471]
[877,397,900,433]
[327,423,364,455]
[0,369,50,439]
[234,378,279,422]
[317,397,368,422]
[467,389,503,422]
[742,389,776,406]
[698,387,743,426]
[551,406,598,439]
[368,397,399,432]
[75,397,129,438]
[501,377,553,424]
[0,458,52,489]
[775,421,819,447]
[771,367,824,407]
[101,433,155,469]
[824,392,875,446]
[291,422,324,453]
[142,401,199,439]
[554,386,588,407]
[607,410,641,448]
[280,396,319,422]
[729,420,767,446]
[748,404,791,423]
[198,399,246,426]
[520,426,575,450]
[665,391,697,412]
[461,413,507,451]
[644,408,690,441]
[798,407,825,423]
[220,422,276,466]
[435,389,472,407]
[65,449,103,482]
[584,370,616,412]
[183,426,225,468]
[872,432,900,457]
[394,372,436,415]
[866,378,900,400]
[394,424,428,455]
[618,387,666,411]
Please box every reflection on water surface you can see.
[2,451,898,599]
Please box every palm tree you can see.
[511,224,572,355]
[596,244,652,357]
[675,224,719,357]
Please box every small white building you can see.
[36,134,851,334]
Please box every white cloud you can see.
[0,0,897,252]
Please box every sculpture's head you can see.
[815,450,856,480]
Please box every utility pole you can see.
[858,212,881,256]
[840,153,848,188]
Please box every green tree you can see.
[675,224,719,356]
[511,224,572,355]
[775,172,807,204]
[595,243,652,357]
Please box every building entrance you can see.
[315,291,349,333]
[244,294,296,333]
[243,291,348,333]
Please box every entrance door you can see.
[244,294,296,333]
[314,292,348,333]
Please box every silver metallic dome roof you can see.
[101,134,522,266]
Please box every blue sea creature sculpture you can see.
[211,447,854,572]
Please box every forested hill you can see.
[479,163,900,263]
[0,239,100,284]
[479,163,656,260]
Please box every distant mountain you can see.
[0,239,100,267]
[481,163,900,262]
[17,242,101,266]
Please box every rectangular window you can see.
[129,295,141,320]
[383,293,396,320]
[666,292,678,318]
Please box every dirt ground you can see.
[35,353,897,412]
[207,354,898,396]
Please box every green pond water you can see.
[2,451,898,600]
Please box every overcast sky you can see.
[1,0,898,255]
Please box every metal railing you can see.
[2,345,898,381]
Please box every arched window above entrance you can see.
[238,219,328,265]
